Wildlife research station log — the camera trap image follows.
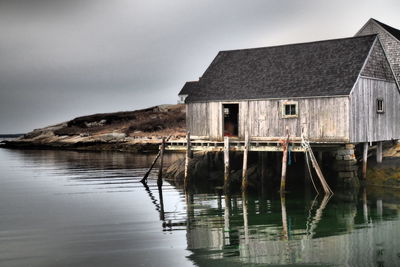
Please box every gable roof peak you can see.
[371,18,400,41]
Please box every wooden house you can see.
[178,81,198,104]
[183,34,400,144]
[356,18,400,86]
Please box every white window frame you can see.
[281,101,298,118]
[377,98,384,114]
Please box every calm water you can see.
[0,148,400,266]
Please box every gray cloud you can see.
[0,0,399,133]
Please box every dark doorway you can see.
[223,104,239,137]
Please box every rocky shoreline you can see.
[1,104,186,153]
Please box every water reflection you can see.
[182,189,400,266]
[1,149,400,266]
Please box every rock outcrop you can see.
[2,104,186,152]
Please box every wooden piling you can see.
[157,137,165,187]
[280,143,288,195]
[184,132,191,190]
[241,133,249,192]
[140,135,172,184]
[260,152,268,194]
[308,149,332,194]
[224,136,230,191]
[317,151,323,165]
[376,141,383,163]
[362,142,368,179]
[280,134,290,195]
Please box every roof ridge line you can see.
[220,34,377,53]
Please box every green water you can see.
[0,148,399,266]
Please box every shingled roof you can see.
[186,35,378,102]
[373,19,400,41]
[179,81,198,95]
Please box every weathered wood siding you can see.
[357,20,400,85]
[349,77,400,143]
[187,97,350,141]
[186,102,223,139]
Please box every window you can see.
[377,98,384,113]
[282,101,298,118]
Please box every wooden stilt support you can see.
[362,188,368,223]
[301,133,332,195]
[242,191,249,244]
[280,133,290,195]
[141,135,172,184]
[317,151,323,165]
[376,141,383,163]
[224,136,230,191]
[184,132,191,190]
[157,137,165,187]
[362,142,368,179]
[304,155,311,184]
[308,149,332,195]
[241,133,249,192]
[261,152,268,194]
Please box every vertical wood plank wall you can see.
[187,96,350,141]
[350,77,400,143]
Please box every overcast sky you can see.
[0,0,399,133]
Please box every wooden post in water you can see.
[157,137,165,187]
[140,135,172,184]
[241,133,249,192]
[280,133,290,195]
[362,142,368,179]
[376,141,383,163]
[280,143,288,195]
[224,136,230,191]
[317,151,323,165]
[184,132,191,190]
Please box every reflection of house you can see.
[180,19,400,145]
[184,193,400,266]
[178,81,198,104]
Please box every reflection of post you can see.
[185,192,194,230]
[158,185,165,221]
[224,194,231,246]
[362,188,368,223]
[242,191,249,245]
[280,193,288,240]
[306,194,331,238]
[377,199,383,218]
